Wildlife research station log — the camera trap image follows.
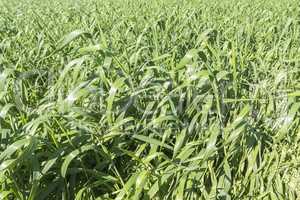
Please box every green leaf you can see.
[0,191,13,199]
[133,134,173,150]
[173,128,187,158]
[133,170,149,200]
[175,175,187,200]
[61,145,95,178]
[75,188,86,200]
[78,44,104,54]
[56,29,91,50]
[0,138,31,161]
[106,78,125,125]
[0,159,16,171]
[115,173,139,200]
[0,103,14,119]
[176,49,198,70]
[288,91,300,97]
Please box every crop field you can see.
[0,0,300,199]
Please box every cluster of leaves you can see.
[0,0,300,199]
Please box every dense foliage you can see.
[0,0,300,199]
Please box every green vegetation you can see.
[0,0,300,199]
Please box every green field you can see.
[0,0,300,199]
